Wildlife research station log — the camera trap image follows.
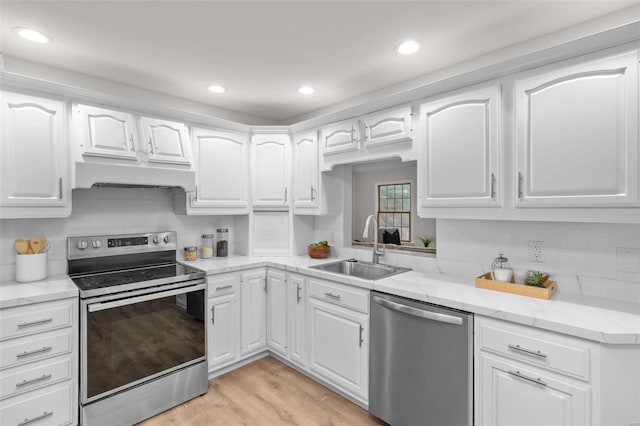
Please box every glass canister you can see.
[201,234,214,259]
[216,228,228,257]
[184,246,197,261]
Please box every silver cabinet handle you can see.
[129,134,135,152]
[359,325,364,347]
[18,411,53,426]
[508,344,547,358]
[324,292,341,301]
[17,318,53,329]
[16,373,52,388]
[310,186,315,201]
[508,370,547,387]
[518,172,524,199]
[351,126,357,142]
[490,173,496,198]
[263,277,267,293]
[16,346,52,359]
[373,295,463,325]
[58,178,63,200]
[211,305,215,325]
[215,285,233,291]
[148,137,154,154]
[194,185,199,202]
[296,284,301,303]
[284,187,288,203]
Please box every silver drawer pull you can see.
[508,370,547,387]
[324,292,341,300]
[508,344,547,358]
[17,318,53,329]
[16,346,52,359]
[18,411,53,426]
[215,285,233,291]
[16,374,52,388]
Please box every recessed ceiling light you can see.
[396,40,421,55]
[207,85,225,93]
[14,27,49,44]
[297,86,314,95]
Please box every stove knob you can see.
[77,240,88,250]
[163,235,171,244]
[92,240,103,249]
[152,236,160,244]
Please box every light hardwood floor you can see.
[139,356,386,426]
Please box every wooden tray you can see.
[475,272,557,300]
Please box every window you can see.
[378,183,411,242]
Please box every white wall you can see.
[351,160,436,244]
[0,187,236,281]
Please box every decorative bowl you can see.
[308,244,330,259]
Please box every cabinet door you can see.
[1,92,68,209]
[140,116,192,165]
[251,134,291,207]
[207,293,238,370]
[515,51,639,208]
[479,353,590,426]
[293,132,319,210]
[308,297,368,400]
[419,85,501,208]
[266,270,287,356]
[362,106,413,148]
[320,119,359,155]
[191,128,249,210]
[75,104,139,161]
[240,270,267,355]
[287,274,307,367]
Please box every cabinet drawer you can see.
[478,317,590,380]
[0,299,74,341]
[0,381,73,426]
[1,355,72,400]
[0,329,72,371]
[207,273,239,297]
[308,279,369,314]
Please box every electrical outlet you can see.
[529,240,544,263]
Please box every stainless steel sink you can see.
[310,259,411,281]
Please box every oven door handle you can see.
[88,283,206,312]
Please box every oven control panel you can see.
[68,232,177,260]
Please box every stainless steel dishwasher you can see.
[369,291,473,426]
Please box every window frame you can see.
[376,181,412,242]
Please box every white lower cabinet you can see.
[240,270,267,356]
[286,274,307,367]
[266,270,287,356]
[479,352,589,426]
[307,279,369,403]
[207,273,240,370]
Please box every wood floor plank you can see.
[139,356,385,426]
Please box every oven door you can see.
[81,280,206,404]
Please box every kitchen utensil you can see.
[14,239,29,255]
[30,237,47,254]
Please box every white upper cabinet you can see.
[189,127,250,214]
[320,119,359,155]
[362,106,412,148]
[293,131,320,211]
[139,116,192,165]
[76,104,139,161]
[1,92,70,217]
[515,51,639,208]
[418,85,501,209]
[251,133,291,208]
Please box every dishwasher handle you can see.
[373,295,463,325]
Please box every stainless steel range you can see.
[68,231,207,426]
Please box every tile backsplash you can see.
[0,187,234,281]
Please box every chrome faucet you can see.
[363,214,385,264]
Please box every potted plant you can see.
[419,235,434,248]
[525,271,549,288]
[308,240,330,259]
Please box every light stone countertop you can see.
[187,255,640,345]
[0,274,78,309]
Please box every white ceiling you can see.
[1,1,638,123]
